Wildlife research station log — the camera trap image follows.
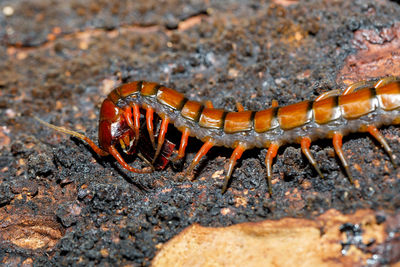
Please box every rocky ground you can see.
[0,0,400,266]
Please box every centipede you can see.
[35,76,400,194]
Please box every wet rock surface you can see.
[1,0,400,265]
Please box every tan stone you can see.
[152,209,387,267]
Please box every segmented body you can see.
[105,80,400,148]
[36,77,400,194]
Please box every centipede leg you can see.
[173,127,190,161]
[132,104,141,146]
[123,106,139,146]
[153,117,170,163]
[204,100,214,108]
[124,106,134,129]
[222,143,246,193]
[82,139,109,156]
[236,102,245,112]
[315,90,341,102]
[301,137,324,178]
[108,145,152,173]
[342,80,376,95]
[332,132,354,184]
[265,143,279,195]
[374,76,400,88]
[137,152,155,171]
[146,107,156,149]
[315,80,377,102]
[185,140,214,179]
[367,125,397,167]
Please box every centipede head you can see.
[98,99,138,153]
[97,96,176,171]
[98,118,137,155]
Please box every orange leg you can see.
[332,132,354,184]
[132,104,141,146]
[84,138,110,156]
[236,102,245,112]
[300,137,324,178]
[374,76,400,88]
[124,106,134,129]
[367,125,397,167]
[174,127,190,161]
[185,140,214,179]
[342,80,376,95]
[222,144,246,193]
[204,100,214,108]
[315,80,378,102]
[314,90,341,102]
[108,145,152,173]
[124,105,140,146]
[271,99,279,108]
[265,143,279,195]
[153,117,170,163]
[146,107,156,149]
[136,152,155,171]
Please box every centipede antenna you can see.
[300,137,324,178]
[222,144,246,193]
[367,125,397,168]
[332,133,354,184]
[34,116,109,157]
[265,143,279,196]
[153,117,170,164]
[185,140,214,180]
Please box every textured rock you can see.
[153,209,398,267]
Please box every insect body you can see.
[35,77,400,194]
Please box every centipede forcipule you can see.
[35,76,400,195]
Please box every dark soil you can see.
[1,0,400,265]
